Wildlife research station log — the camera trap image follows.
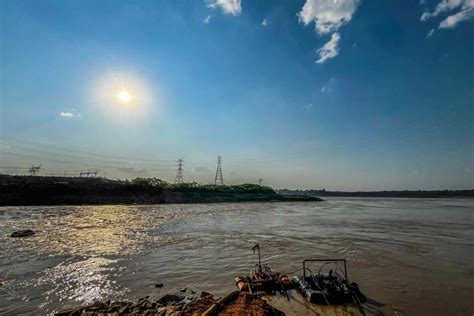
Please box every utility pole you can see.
[214,156,224,185]
[175,158,184,184]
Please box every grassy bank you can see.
[0,175,322,206]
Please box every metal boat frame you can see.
[296,258,366,315]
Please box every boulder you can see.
[156,294,184,305]
[10,230,35,238]
[199,291,212,298]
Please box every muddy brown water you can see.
[0,198,473,315]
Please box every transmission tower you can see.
[214,156,224,185]
[28,164,41,176]
[175,158,184,184]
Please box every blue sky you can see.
[0,0,473,190]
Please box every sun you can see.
[117,90,132,103]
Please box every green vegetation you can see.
[124,178,276,194]
[0,175,320,206]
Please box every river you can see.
[0,198,473,315]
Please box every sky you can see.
[0,0,473,190]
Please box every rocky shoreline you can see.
[54,289,284,316]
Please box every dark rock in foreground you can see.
[54,291,284,316]
[156,294,184,305]
[10,229,35,237]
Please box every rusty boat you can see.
[234,244,293,299]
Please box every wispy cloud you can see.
[316,33,340,64]
[421,0,474,29]
[440,7,474,28]
[203,15,212,24]
[427,28,435,37]
[298,0,359,63]
[59,111,81,119]
[262,18,269,27]
[60,112,74,118]
[304,103,313,110]
[206,0,241,16]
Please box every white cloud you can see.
[262,18,269,26]
[316,32,340,63]
[421,0,474,29]
[207,0,241,16]
[59,111,81,119]
[439,7,474,27]
[427,28,435,37]
[421,0,464,20]
[298,0,360,35]
[203,15,212,23]
[59,112,74,118]
[298,0,359,64]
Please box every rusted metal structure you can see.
[235,244,293,299]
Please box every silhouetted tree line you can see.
[277,189,474,198]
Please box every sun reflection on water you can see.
[0,204,209,314]
[37,257,126,310]
[35,205,159,256]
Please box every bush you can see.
[124,178,276,194]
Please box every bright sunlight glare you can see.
[93,71,156,124]
[118,90,132,103]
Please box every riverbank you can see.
[55,290,285,316]
[0,175,322,206]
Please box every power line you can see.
[0,151,176,171]
[214,156,224,185]
[0,138,177,164]
[0,143,176,168]
[0,166,30,170]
